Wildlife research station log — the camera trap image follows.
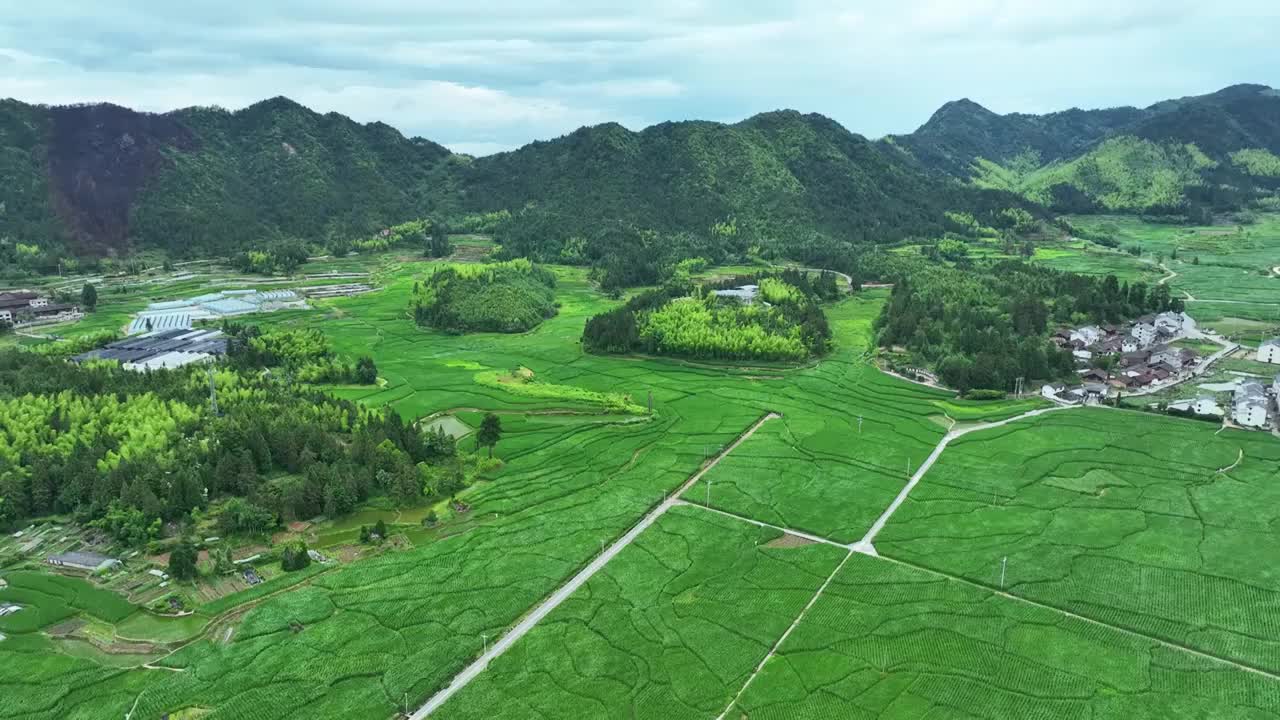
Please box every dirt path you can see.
[411,412,782,718]
[852,405,1075,554]
[1157,263,1178,286]
[1218,448,1244,473]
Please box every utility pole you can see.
[858,415,863,434]
[648,390,653,415]
[1000,556,1008,590]
[481,634,488,659]
[705,478,712,507]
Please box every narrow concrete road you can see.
[675,501,848,550]
[715,550,854,720]
[411,412,781,718]
[853,406,1072,553]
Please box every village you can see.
[0,289,82,329]
[1043,311,1280,432]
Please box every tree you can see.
[429,219,452,258]
[168,540,199,580]
[478,413,502,458]
[373,518,388,539]
[80,283,98,311]
[355,356,378,385]
[281,540,311,571]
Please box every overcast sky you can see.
[2,1,1276,155]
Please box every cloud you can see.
[0,1,1276,153]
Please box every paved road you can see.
[411,412,781,718]
[853,406,1073,553]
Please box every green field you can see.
[1063,214,1280,308]
[876,408,1280,675]
[730,554,1280,719]
[435,506,847,720]
[5,248,1280,720]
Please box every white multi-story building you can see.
[1259,338,1280,365]
[1232,382,1268,428]
[1130,322,1157,348]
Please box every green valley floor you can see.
[3,260,1278,720]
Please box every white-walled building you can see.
[1130,322,1157,348]
[1259,338,1280,365]
[1232,382,1268,428]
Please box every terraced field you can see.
[876,408,1280,675]
[729,554,1280,719]
[433,506,847,720]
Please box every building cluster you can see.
[128,289,305,335]
[72,328,228,372]
[0,290,80,327]
[1043,312,1202,401]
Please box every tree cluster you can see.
[0,350,455,539]
[411,259,558,333]
[583,271,833,362]
[876,260,1182,392]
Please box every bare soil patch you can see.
[763,533,817,549]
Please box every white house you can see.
[1130,322,1157,348]
[1232,382,1268,428]
[1258,338,1280,365]
[1071,326,1103,347]
[1193,397,1224,417]
[1121,337,1140,353]
[1154,311,1184,335]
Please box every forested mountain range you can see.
[1,84,1277,268]
[893,83,1280,216]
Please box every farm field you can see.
[433,505,847,720]
[1059,215,1280,330]
[875,408,1280,675]
[4,245,1280,720]
[729,553,1280,719]
[1,259,964,719]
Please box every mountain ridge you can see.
[0,83,1276,269]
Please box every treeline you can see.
[224,323,377,384]
[411,259,558,333]
[583,270,835,362]
[876,260,1182,391]
[0,351,457,540]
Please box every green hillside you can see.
[898,83,1280,216]
[974,136,1217,213]
[462,111,1015,247]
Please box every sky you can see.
[1,1,1277,155]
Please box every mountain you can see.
[461,110,1007,244]
[0,99,1024,266]
[1,84,1276,266]
[894,83,1280,215]
[0,97,460,259]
